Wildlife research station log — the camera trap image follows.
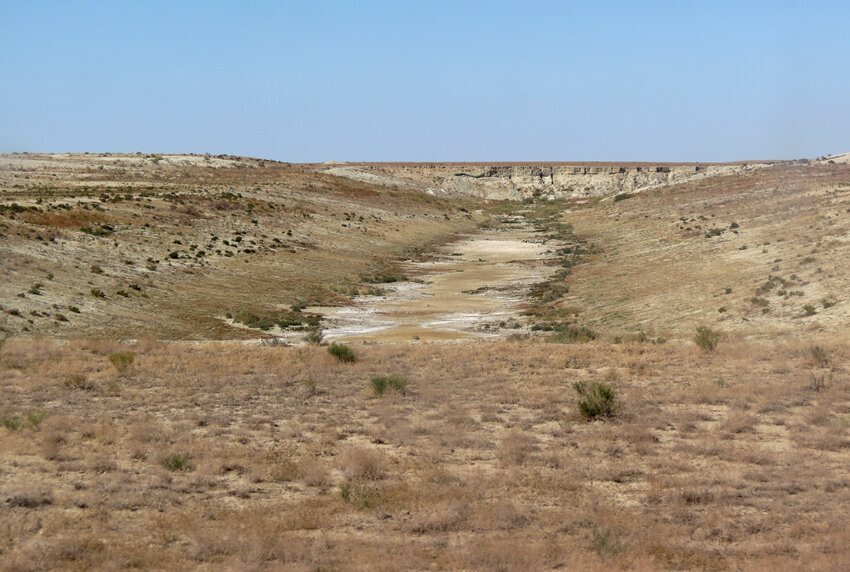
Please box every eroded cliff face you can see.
[325,162,774,200]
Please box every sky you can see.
[2,1,849,162]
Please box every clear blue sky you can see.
[2,1,849,162]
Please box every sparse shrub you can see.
[116,290,129,297]
[809,345,829,367]
[68,306,80,313]
[342,446,385,481]
[547,325,597,344]
[232,309,320,331]
[809,372,827,392]
[693,326,720,352]
[80,224,113,237]
[108,351,135,373]
[2,415,23,431]
[591,526,626,560]
[370,374,409,396]
[65,373,94,390]
[90,265,103,274]
[573,381,619,419]
[303,329,324,344]
[28,283,43,295]
[302,376,318,395]
[360,273,407,284]
[822,299,835,309]
[54,313,68,322]
[500,430,537,466]
[160,452,192,471]
[613,193,634,202]
[803,304,816,316]
[328,342,356,363]
[90,289,105,298]
[26,410,47,428]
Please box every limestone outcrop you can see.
[325,161,774,200]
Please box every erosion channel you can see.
[307,217,561,342]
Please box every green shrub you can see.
[694,326,720,352]
[328,342,356,363]
[803,304,816,316]
[1,415,23,431]
[81,225,113,237]
[303,329,324,344]
[573,381,619,419]
[547,325,598,344]
[160,452,192,471]
[232,309,320,331]
[65,374,94,390]
[108,351,135,373]
[809,345,829,367]
[591,526,626,559]
[370,375,409,396]
[90,289,105,298]
[613,193,634,202]
[26,410,47,429]
[360,273,406,284]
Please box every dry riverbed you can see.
[303,222,559,342]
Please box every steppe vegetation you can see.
[2,337,849,569]
[2,154,850,569]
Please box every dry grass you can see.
[4,155,850,569]
[1,337,849,569]
[557,163,850,339]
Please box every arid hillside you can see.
[2,153,850,570]
[516,161,850,341]
[0,153,479,339]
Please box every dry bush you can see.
[718,410,757,437]
[341,446,385,481]
[410,502,470,533]
[499,430,537,467]
[299,458,331,488]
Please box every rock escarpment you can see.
[325,161,774,200]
